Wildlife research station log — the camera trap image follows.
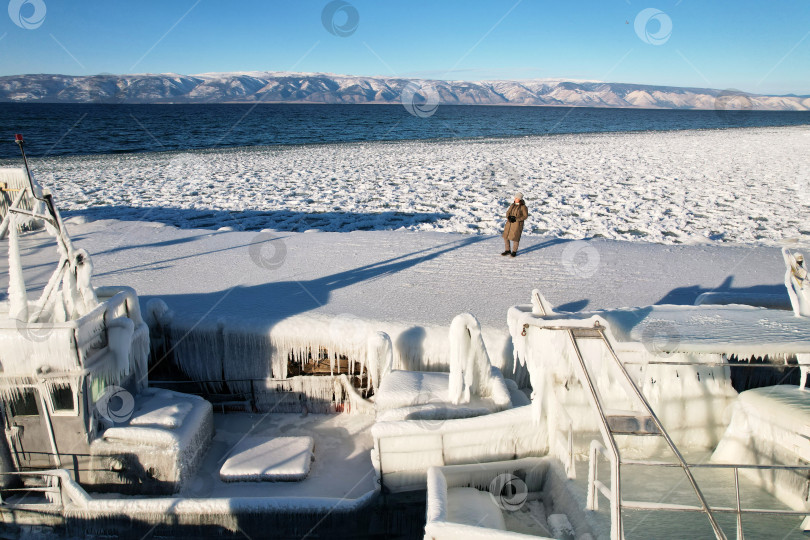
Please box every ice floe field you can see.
[18,126,810,246]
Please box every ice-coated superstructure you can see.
[0,154,211,496]
[371,314,543,493]
[508,291,810,452]
[0,167,46,236]
[712,385,810,510]
[4,137,810,537]
[490,278,810,539]
[150,308,525,404]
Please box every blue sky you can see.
[0,0,808,95]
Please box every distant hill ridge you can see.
[0,71,808,110]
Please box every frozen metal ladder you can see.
[565,322,728,540]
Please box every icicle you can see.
[366,331,393,392]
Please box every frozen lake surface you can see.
[14,125,810,246]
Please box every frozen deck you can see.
[185,411,376,499]
[0,412,385,539]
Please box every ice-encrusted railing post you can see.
[448,313,494,405]
[6,211,28,320]
[366,331,392,395]
[3,134,99,326]
[551,396,576,479]
[797,352,810,391]
[587,439,616,513]
[783,248,810,318]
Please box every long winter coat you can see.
[502,200,528,241]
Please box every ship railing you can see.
[551,396,575,479]
[0,469,90,512]
[0,470,65,510]
[588,442,810,540]
[520,319,810,540]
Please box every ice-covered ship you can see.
[2,135,810,539]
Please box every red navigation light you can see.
[14,134,23,142]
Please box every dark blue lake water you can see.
[0,103,807,159]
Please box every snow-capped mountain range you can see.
[0,71,808,111]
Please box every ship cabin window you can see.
[49,385,76,414]
[9,389,40,417]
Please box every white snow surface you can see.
[445,487,506,530]
[219,436,314,482]
[188,412,375,499]
[1,218,792,335]
[20,126,810,246]
[129,399,193,429]
[98,388,211,449]
[531,305,810,355]
[375,371,452,411]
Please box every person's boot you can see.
[501,250,511,256]
[510,251,517,257]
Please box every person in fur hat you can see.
[502,192,528,257]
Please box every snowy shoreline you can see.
[11,125,809,246]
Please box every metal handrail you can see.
[0,470,63,509]
[552,320,810,539]
[587,439,612,511]
[565,327,624,539]
[589,452,810,536]
[593,324,727,539]
[556,323,724,539]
